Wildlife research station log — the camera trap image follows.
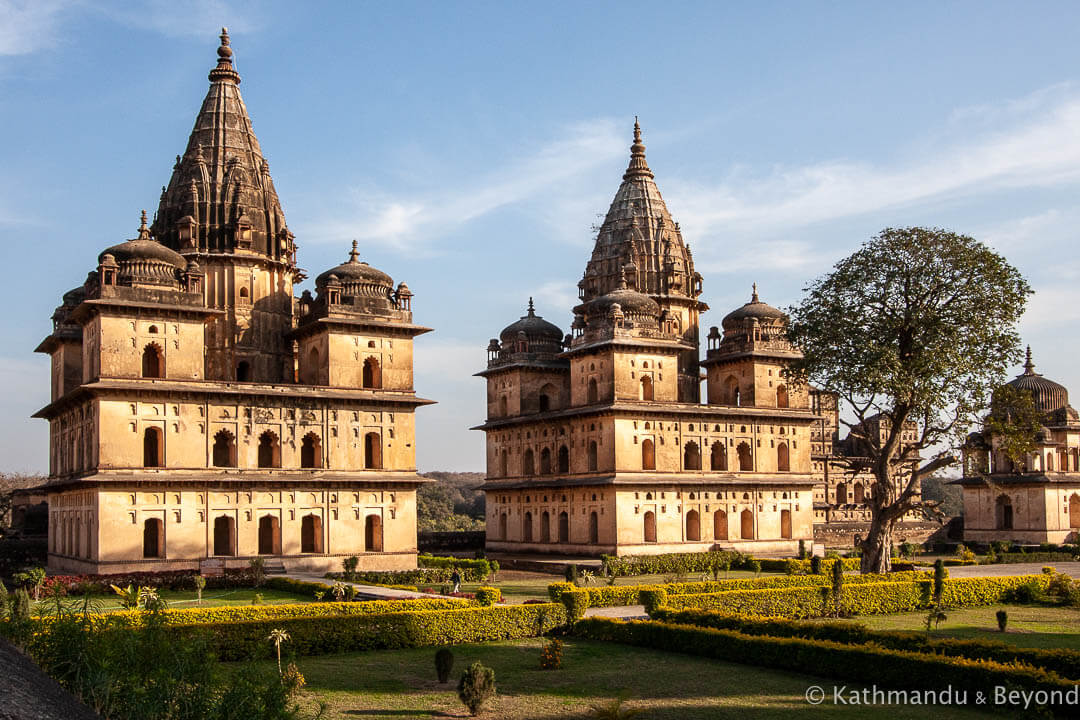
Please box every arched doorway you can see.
[364,432,381,469]
[711,441,727,471]
[684,441,701,470]
[499,513,508,540]
[643,511,657,542]
[143,517,163,558]
[640,375,654,401]
[258,431,281,468]
[588,441,598,472]
[212,430,236,467]
[143,427,163,467]
[302,432,323,469]
[365,514,383,552]
[524,449,535,475]
[853,482,864,504]
[558,511,569,543]
[777,443,790,472]
[540,448,552,474]
[587,378,598,403]
[213,516,235,556]
[258,515,281,555]
[236,360,251,382]
[362,357,381,389]
[836,483,848,504]
[776,385,789,408]
[780,509,792,539]
[995,494,1013,530]
[1071,494,1080,529]
[588,511,599,544]
[686,509,700,541]
[558,445,569,473]
[523,511,534,542]
[541,511,551,542]
[714,509,728,541]
[641,439,655,470]
[740,509,754,539]
[301,514,324,553]
[539,383,557,411]
[142,343,164,378]
[737,442,753,471]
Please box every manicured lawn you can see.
[280,638,998,719]
[829,604,1080,650]
[415,569,775,603]
[46,587,312,613]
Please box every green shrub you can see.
[417,555,491,581]
[435,647,455,683]
[565,564,580,584]
[475,587,501,607]
[810,556,822,575]
[997,609,1008,632]
[343,556,359,578]
[458,662,496,716]
[561,590,590,624]
[639,589,667,614]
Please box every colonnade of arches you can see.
[140,427,384,470]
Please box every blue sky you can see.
[3,1,1080,474]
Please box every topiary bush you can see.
[639,589,667,615]
[458,662,496,716]
[561,590,590,624]
[475,587,501,607]
[435,647,455,683]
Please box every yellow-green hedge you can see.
[664,575,1052,618]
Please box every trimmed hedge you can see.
[41,569,254,595]
[547,571,928,608]
[664,575,1053,618]
[601,551,861,577]
[560,591,590,623]
[417,555,492,581]
[650,607,1080,681]
[475,587,501,606]
[574,618,1076,715]
[995,553,1080,565]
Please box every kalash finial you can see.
[348,239,360,262]
[623,116,654,181]
[527,297,535,316]
[1024,345,1037,375]
[751,282,759,303]
[137,210,151,241]
[209,27,241,84]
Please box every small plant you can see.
[589,695,644,720]
[579,569,595,585]
[539,637,563,670]
[784,558,801,576]
[798,540,807,560]
[749,559,761,577]
[830,558,844,617]
[997,609,1008,632]
[565,564,579,585]
[489,560,500,581]
[458,662,496,716]
[925,603,947,634]
[331,582,347,602]
[955,544,976,564]
[435,648,455,683]
[249,557,266,587]
[14,567,46,601]
[110,583,141,610]
[268,628,290,678]
[193,574,206,606]
[281,662,305,697]
[343,555,359,579]
[314,591,325,601]
[251,593,264,605]
[345,584,358,602]
[810,555,823,575]
[933,559,947,603]
[475,586,501,606]
[138,586,167,612]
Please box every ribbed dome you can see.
[722,284,785,328]
[100,213,187,271]
[500,299,563,344]
[315,241,393,291]
[1005,347,1069,413]
[582,286,660,318]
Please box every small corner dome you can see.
[315,240,392,289]
[499,299,563,344]
[99,212,186,270]
[62,286,87,307]
[1002,347,1069,413]
[722,284,785,328]
[583,287,659,318]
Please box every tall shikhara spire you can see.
[151,29,294,265]
[579,119,702,305]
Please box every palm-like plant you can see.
[138,586,167,613]
[268,628,290,677]
[331,582,347,602]
[110,584,140,610]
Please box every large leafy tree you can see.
[785,227,1031,573]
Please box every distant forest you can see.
[417,471,485,532]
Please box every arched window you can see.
[684,441,701,470]
[499,396,508,416]
[686,509,700,541]
[258,431,281,468]
[836,483,848,504]
[642,439,655,470]
[142,343,164,378]
[780,509,792,539]
[558,445,570,473]
[643,511,657,542]
[587,441,598,472]
[364,514,383,552]
[588,511,599,544]
[853,482,865,504]
[302,432,323,469]
[714,509,728,541]
[777,443,790,472]
[538,383,557,412]
[740,509,754,539]
[304,347,320,385]
[558,511,569,543]
[540,448,552,474]
[213,430,236,467]
[541,511,551,543]
[143,427,163,467]
[364,432,382,469]
[238,286,250,303]
[724,375,739,406]
[500,449,508,477]
[524,448,535,475]
[995,494,1013,530]
[236,360,251,382]
[142,517,163,558]
[301,514,324,553]
[258,515,281,555]
[776,385,789,408]
[640,375,654,401]
[711,441,727,471]
[498,513,508,540]
[587,378,599,403]
[1047,453,1055,472]
[213,515,235,556]
[737,442,753,471]
[362,357,381,389]
[523,511,534,542]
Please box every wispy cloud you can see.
[94,0,264,39]
[304,119,626,253]
[0,0,69,56]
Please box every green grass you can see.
[45,587,313,613]
[827,604,1080,650]
[278,638,997,719]
[415,570,774,603]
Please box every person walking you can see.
[450,568,462,594]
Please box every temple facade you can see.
[34,31,432,574]
[958,348,1080,544]
[475,123,817,556]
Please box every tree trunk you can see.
[860,514,894,574]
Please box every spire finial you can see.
[623,117,654,181]
[751,282,759,303]
[136,209,151,241]
[348,239,359,262]
[1024,345,1036,375]
[527,297,535,316]
[209,27,241,84]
